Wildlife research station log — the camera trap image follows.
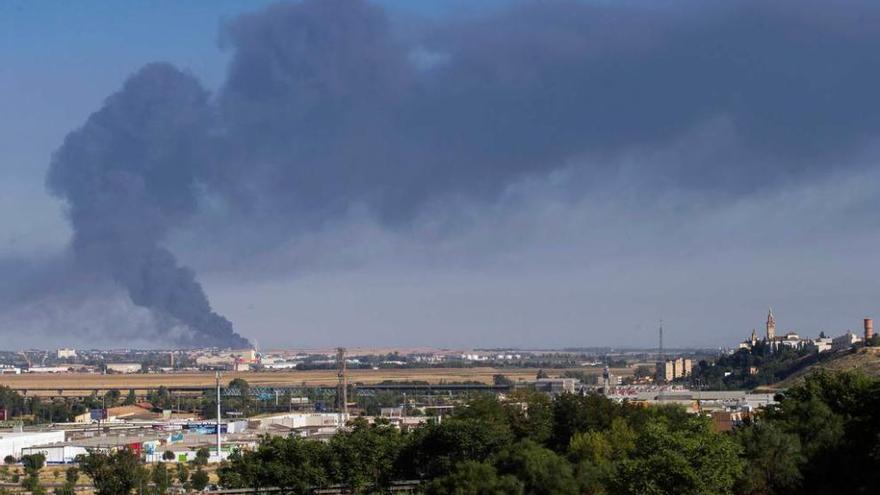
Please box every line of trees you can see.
[218,388,740,494]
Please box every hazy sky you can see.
[2,0,880,350]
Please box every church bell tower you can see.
[766,308,776,340]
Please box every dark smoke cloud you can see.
[41,0,880,346]
[208,0,880,224]
[47,63,248,348]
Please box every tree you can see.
[193,447,210,466]
[493,374,514,386]
[456,395,511,432]
[568,418,635,495]
[65,467,79,485]
[536,369,549,379]
[760,370,880,494]
[400,418,513,479]
[21,453,44,474]
[735,422,803,495]
[53,467,79,495]
[2,456,13,465]
[494,440,578,495]
[78,449,148,495]
[151,462,172,495]
[550,393,622,451]
[506,389,553,445]
[328,418,404,491]
[426,461,523,495]
[123,389,137,406]
[219,435,329,493]
[176,463,190,488]
[21,453,46,495]
[162,450,176,462]
[569,430,612,466]
[103,389,121,408]
[190,467,209,491]
[611,416,742,495]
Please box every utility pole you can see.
[215,371,222,460]
[336,347,348,427]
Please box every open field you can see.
[0,367,632,396]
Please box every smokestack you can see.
[865,318,873,344]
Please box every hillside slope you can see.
[772,347,880,388]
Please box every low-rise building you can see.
[811,337,833,353]
[106,363,142,374]
[778,332,806,349]
[26,366,71,373]
[534,378,578,396]
[832,332,862,352]
[0,365,20,375]
[56,348,77,359]
[711,411,751,432]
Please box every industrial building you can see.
[105,363,142,374]
[0,431,65,460]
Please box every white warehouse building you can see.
[20,444,88,465]
[0,431,66,461]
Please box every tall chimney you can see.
[865,318,874,344]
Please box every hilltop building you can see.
[832,331,862,352]
[739,309,869,354]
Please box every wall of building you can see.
[21,445,88,464]
[0,431,66,460]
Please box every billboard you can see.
[0,408,6,421]
[90,409,108,421]
[184,423,227,434]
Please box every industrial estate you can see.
[0,310,878,493]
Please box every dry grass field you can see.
[0,367,632,396]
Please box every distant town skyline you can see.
[3,0,880,349]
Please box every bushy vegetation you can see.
[217,389,742,494]
[25,369,872,494]
[736,370,880,494]
[211,371,880,494]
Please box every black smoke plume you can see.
[47,63,248,348]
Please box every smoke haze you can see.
[3,0,880,348]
